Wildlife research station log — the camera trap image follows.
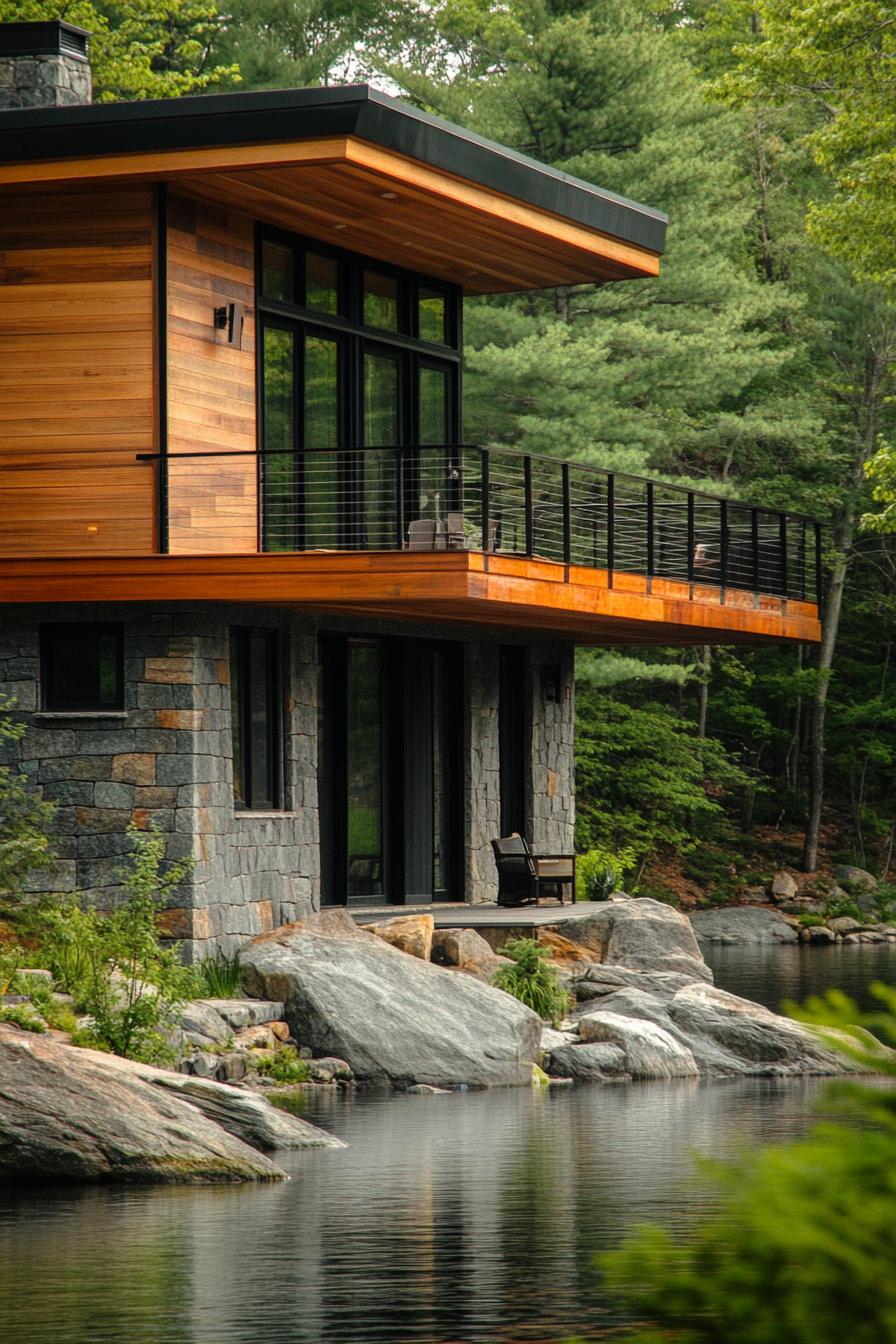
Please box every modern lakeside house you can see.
[0,22,821,958]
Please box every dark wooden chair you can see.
[491,834,576,907]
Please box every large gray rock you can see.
[241,909,542,1089]
[546,1041,631,1083]
[690,907,799,946]
[179,1000,232,1046]
[577,1011,700,1079]
[546,896,712,983]
[199,999,286,1029]
[568,964,701,1004]
[0,1025,285,1184]
[770,871,798,901]
[583,983,849,1078]
[834,865,878,894]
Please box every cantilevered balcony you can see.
[0,444,821,646]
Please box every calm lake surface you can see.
[2,943,894,1344]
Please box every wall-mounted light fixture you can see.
[542,664,562,704]
[213,302,244,348]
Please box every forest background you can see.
[6,0,895,903]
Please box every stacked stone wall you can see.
[0,53,91,110]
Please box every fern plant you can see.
[492,937,570,1026]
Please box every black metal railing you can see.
[149,443,821,607]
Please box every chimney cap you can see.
[0,21,90,60]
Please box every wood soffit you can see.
[0,552,821,646]
[0,136,661,294]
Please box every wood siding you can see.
[0,186,156,556]
[166,193,257,555]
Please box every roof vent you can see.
[0,21,92,110]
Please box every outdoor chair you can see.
[405,519,438,551]
[491,834,576,907]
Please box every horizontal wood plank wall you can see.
[166,192,257,554]
[0,186,155,556]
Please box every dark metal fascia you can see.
[0,85,667,255]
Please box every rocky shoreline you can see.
[1,894,872,1185]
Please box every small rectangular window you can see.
[230,628,282,810]
[363,270,399,331]
[41,623,123,712]
[418,287,449,345]
[305,252,340,315]
[261,241,294,303]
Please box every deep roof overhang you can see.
[0,85,667,259]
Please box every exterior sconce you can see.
[213,302,244,348]
[542,664,561,703]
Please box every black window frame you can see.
[40,622,124,713]
[229,626,284,812]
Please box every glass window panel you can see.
[42,623,123,711]
[262,327,296,552]
[229,637,244,806]
[304,335,340,549]
[364,352,399,447]
[230,629,280,810]
[346,643,383,899]
[305,252,340,315]
[419,366,448,446]
[261,241,293,302]
[363,270,399,330]
[249,633,274,809]
[362,352,399,548]
[419,287,448,344]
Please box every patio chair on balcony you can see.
[405,519,438,550]
[491,834,576,907]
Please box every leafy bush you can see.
[576,846,634,901]
[37,824,194,1063]
[23,982,79,1034]
[492,937,570,1026]
[0,694,55,915]
[0,1002,47,1033]
[798,912,826,927]
[191,949,242,999]
[0,942,24,996]
[254,1045,310,1084]
[823,895,863,921]
[601,986,896,1344]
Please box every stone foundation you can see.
[0,604,575,957]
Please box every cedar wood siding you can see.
[0,185,156,555]
[166,192,257,555]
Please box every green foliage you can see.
[576,687,749,870]
[602,985,896,1343]
[864,441,896,533]
[268,1089,308,1115]
[797,912,825,928]
[254,1046,311,1084]
[0,695,55,914]
[576,847,635,901]
[823,895,862,922]
[0,0,239,101]
[190,949,243,999]
[0,942,24,996]
[37,825,194,1063]
[492,937,570,1027]
[0,1002,47,1033]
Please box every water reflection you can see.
[706,940,896,1012]
[1,946,894,1344]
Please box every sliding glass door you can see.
[320,636,462,906]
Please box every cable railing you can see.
[148,442,822,606]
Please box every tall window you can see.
[230,628,282,810]
[258,230,461,552]
[40,623,123,712]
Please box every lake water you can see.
[2,943,894,1344]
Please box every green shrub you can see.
[0,943,25,996]
[191,949,242,998]
[254,1045,310,1084]
[492,937,570,1026]
[823,895,862,921]
[37,824,194,1063]
[576,846,634,901]
[0,694,56,917]
[601,986,896,1344]
[0,1002,47,1033]
[23,981,79,1034]
[798,912,826,927]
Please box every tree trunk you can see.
[785,643,803,790]
[696,645,711,738]
[802,545,848,870]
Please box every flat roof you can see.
[0,84,667,256]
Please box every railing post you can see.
[814,521,823,617]
[779,513,788,597]
[606,473,615,583]
[646,481,655,577]
[751,507,759,594]
[524,454,534,557]
[395,446,405,551]
[158,457,169,555]
[720,500,728,591]
[687,492,695,584]
[561,462,571,569]
[480,448,490,554]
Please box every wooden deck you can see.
[352,901,603,930]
